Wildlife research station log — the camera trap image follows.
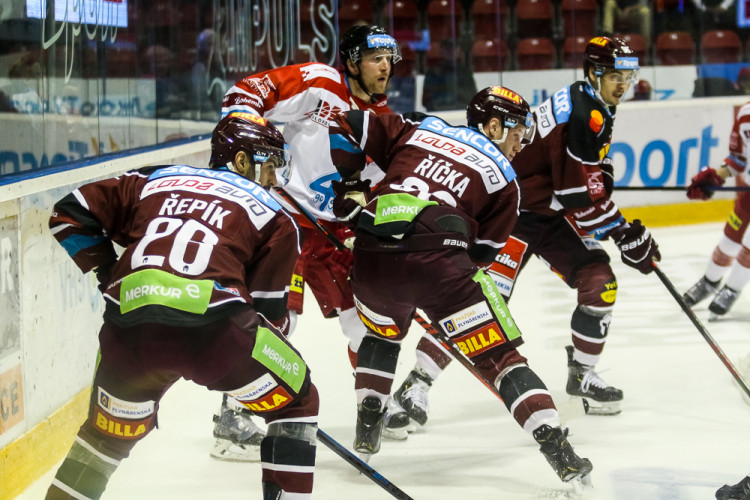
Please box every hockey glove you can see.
[611,220,660,274]
[600,157,615,197]
[687,166,724,200]
[331,178,371,225]
[93,260,116,294]
[324,227,355,275]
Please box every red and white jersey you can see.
[222,62,391,221]
[725,101,750,184]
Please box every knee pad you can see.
[575,261,617,309]
[357,335,401,373]
[267,421,318,447]
[572,304,612,341]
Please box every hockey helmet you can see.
[209,112,288,171]
[339,25,401,72]
[583,36,639,84]
[466,86,536,145]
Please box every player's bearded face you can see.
[358,49,392,94]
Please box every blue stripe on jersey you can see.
[147,166,282,212]
[330,133,361,153]
[417,116,516,182]
[591,216,625,240]
[552,86,573,125]
[59,233,107,258]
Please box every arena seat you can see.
[701,30,741,64]
[427,0,462,41]
[655,31,695,65]
[516,36,556,70]
[516,0,555,39]
[563,35,591,68]
[472,38,510,71]
[561,0,597,38]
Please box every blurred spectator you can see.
[2,52,43,114]
[631,79,652,100]
[190,29,226,121]
[602,0,652,46]
[655,0,697,34]
[141,44,187,118]
[422,40,477,112]
[692,0,736,31]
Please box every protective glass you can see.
[504,112,536,145]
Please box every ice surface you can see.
[17,222,750,499]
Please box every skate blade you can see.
[557,397,589,423]
[356,451,374,464]
[581,399,621,416]
[209,439,261,462]
[382,426,409,441]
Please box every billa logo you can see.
[453,322,505,356]
[242,386,293,412]
[227,111,267,126]
[491,86,522,104]
[589,37,609,46]
[94,407,151,440]
[357,311,400,337]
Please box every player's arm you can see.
[244,212,302,335]
[470,179,521,267]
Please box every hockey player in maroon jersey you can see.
[220,24,413,442]
[328,86,593,483]
[683,101,750,318]
[46,114,319,500]
[501,36,659,415]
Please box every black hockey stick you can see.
[316,429,415,500]
[614,185,750,191]
[652,261,750,400]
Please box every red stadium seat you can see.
[563,35,591,69]
[516,36,556,70]
[427,0,462,42]
[338,1,373,33]
[655,31,695,65]
[701,30,741,64]
[472,0,508,40]
[561,0,597,38]
[472,38,510,71]
[515,0,555,39]
[383,0,419,43]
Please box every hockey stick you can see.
[614,185,750,191]
[652,261,750,400]
[316,429,415,500]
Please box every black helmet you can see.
[339,24,401,73]
[466,86,536,144]
[584,36,639,80]
[209,112,288,170]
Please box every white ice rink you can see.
[17,221,750,500]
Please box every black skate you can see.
[210,396,265,462]
[566,346,622,416]
[382,397,414,440]
[354,396,385,461]
[393,369,432,426]
[709,286,740,318]
[716,476,750,500]
[682,276,721,307]
[533,424,593,483]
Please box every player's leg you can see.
[46,322,178,499]
[716,474,750,500]
[709,193,750,315]
[685,192,750,306]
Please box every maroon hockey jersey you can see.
[513,81,626,239]
[49,165,301,327]
[330,112,520,264]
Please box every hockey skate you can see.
[393,369,432,426]
[566,346,622,416]
[210,396,265,462]
[533,424,593,483]
[382,397,414,440]
[709,286,740,319]
[682,276,721,307]
[716,476,750,500]
[353,396,386,462]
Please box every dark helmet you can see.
[583,36,639,79]
[466,86,536,144]
[339,24,401,73]
[209,112,288,170]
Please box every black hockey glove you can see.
[331,178,370,225]
[600,157,615,197]
[94,260,116,294]
[610,220,660,275]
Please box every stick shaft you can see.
[652,262,750,399]
[316,429,414,500]
[615,185,750,191]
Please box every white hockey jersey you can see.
[222,62,391,221]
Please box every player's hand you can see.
[687,167,724,200]
[331,178,370,223]
[600,157,615,196]
[611,220,660,274]
[94,260,116,293]
[325,247,354,275]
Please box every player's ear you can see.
[233,151,253,179]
